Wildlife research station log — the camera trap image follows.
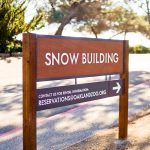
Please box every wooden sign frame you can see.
[36,35,124,80]
[23,33,128,150]
[119,41,129,139]
[23,33,37,150]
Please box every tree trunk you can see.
[91,26,98,38]
[55,22,67,35]
[146,0,150,24]
[55,1,85,35]
[124,31,127,40]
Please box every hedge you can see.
[129,45,150,53]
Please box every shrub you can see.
[0,0,43,54]
[129,45,150,53]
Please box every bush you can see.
[7,40,22,53]
[0,0,43,54]
[129,45,150,53]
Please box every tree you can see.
[33,0,150,39]
[0,0,44,53]
[45,0,139,38]
[72,0,111,38]
[123,0,150,38]
[106,6,144,39]
[124,0,150,24]
[76,3,144,39]
[77,20,108,38]
[45,0,111,36]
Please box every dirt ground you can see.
[65,108,150,150]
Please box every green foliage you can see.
[0,0,44,53]
[51,10,64,22]
[129,45,150,53]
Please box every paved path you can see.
[0,54,150,150]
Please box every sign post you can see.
[119,41,129,139]
[23,33,37,150]
[23,33,129,150]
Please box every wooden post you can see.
[75,78,77,85]
[23,33,37,150]
[119,40,129,139]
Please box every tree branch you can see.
[109,31,124,39]
[55,0,85,35]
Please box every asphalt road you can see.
[0,54,150,150]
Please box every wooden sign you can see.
[37,36,124,80]
[23,33,129,150]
